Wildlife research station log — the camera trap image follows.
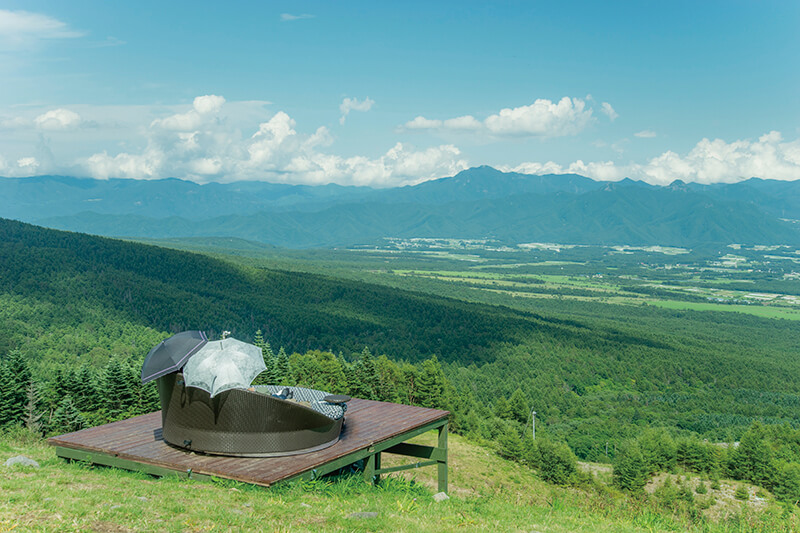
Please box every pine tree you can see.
[533,439,579,485]
[1,351,30,425]
[252,335,277,385]
[104,358,136,419]
[275,347,291,385]
[498,424,524,462]
[23,381,43,435]
[494,397,512,419]
[416,356,446,409]
[613,441,649,492]
[51,395,86,434]
[350,347,381,400]
[508,388,529,424]
[729,423,777,488]
[74,366,102,412]
[253,329,266,350]
[0,361,14,426]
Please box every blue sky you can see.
[0,1,798,186]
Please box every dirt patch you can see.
[90,521,134,533]
[646,473,769,520]
[577,462,612,476]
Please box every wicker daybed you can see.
[156,373,346,457]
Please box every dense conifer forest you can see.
[3,218,800,504]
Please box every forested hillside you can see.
[3,219,800,507]
[0,218,535,366]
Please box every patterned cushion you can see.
[253,385,346,420]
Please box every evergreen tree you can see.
[508,388,529,424]
[104,358,136,419]
[0,361,14,426]
[531,439,579,485]
[1,351,29,424]
[374,355,402,403]
[416,356,446,409]
[729,423,777,488]
[613,441,649,492]
[494,397,512,419]
[275,347,291,385]
[51,395,86,434]
[74,366,102,412]
[253,329,266,350]
[252,334,277,385]
[350,347,381,400]
[638,428,677,474]
[774,462,800,503]
[138,381,160,414]
[498,423,524,462]
[23,381,43,435]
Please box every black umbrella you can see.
[141,330,208,383]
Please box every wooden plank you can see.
[48,398,448,488]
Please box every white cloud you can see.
[404,116,443,129]
[151,94,225,131]
[403,97,596,138]
[443,115,482,131]
[16,156,39,172]
[635,130,657,138]
[0,116,31,129]
[507,131,800,185]
[193,95,226,114]
[34,108,81,130]
[600,102,618,121]
[339,97,374,125]
[86,150,164,180]
[73,95,465,187]
[485,97,593,136]
[0,10,84,49]
[281,13,314,21]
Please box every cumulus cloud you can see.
[0,10,84,49]
[151,94,225,131]
[339,97,374,125]
[34,108,81,130]
[16,157,39,172]
[635,130,657,138]
[405,116,442,130]
[403,97,596,137]
[77,95,465,187]
[443,115,482,131]
[505,131,800,185]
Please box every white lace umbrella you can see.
[182,337,266,397]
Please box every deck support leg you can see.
[374,452,382,484]
[437,422,448,494]
[363,450,376,484]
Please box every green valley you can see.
[3,219,800,530]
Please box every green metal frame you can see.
[54,446,218,484]
[53,418,449,493]
[289,419,448,493]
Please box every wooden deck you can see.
[48,398,449,492]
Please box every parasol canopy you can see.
[182,337,266,397]
[141,330,208,384]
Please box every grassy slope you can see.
[2,432,796,533]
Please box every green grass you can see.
[2,432,798,532]
[646,300,800,321]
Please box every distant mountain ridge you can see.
[2,166,799,247]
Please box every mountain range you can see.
[2,166,799,248]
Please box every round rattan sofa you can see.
[156,373,345,457]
